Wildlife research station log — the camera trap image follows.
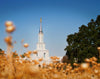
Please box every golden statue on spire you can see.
[40,18,42,23]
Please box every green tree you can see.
[0,48,2,52]
[64,15,100,63]
[0,48,5,56]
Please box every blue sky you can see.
[0,0,100,56]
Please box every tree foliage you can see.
[64,15,100,63]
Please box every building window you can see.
[44,53,46,58]
[37,53,38,56]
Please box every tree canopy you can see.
[64,15,100,63]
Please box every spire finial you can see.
[40,18,42,23]
[39,17,43,33]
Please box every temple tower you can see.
[35,18,49,59]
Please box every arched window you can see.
[37,53,38,56]
[44,53,46,58]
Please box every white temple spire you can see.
[34,18,49,59]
